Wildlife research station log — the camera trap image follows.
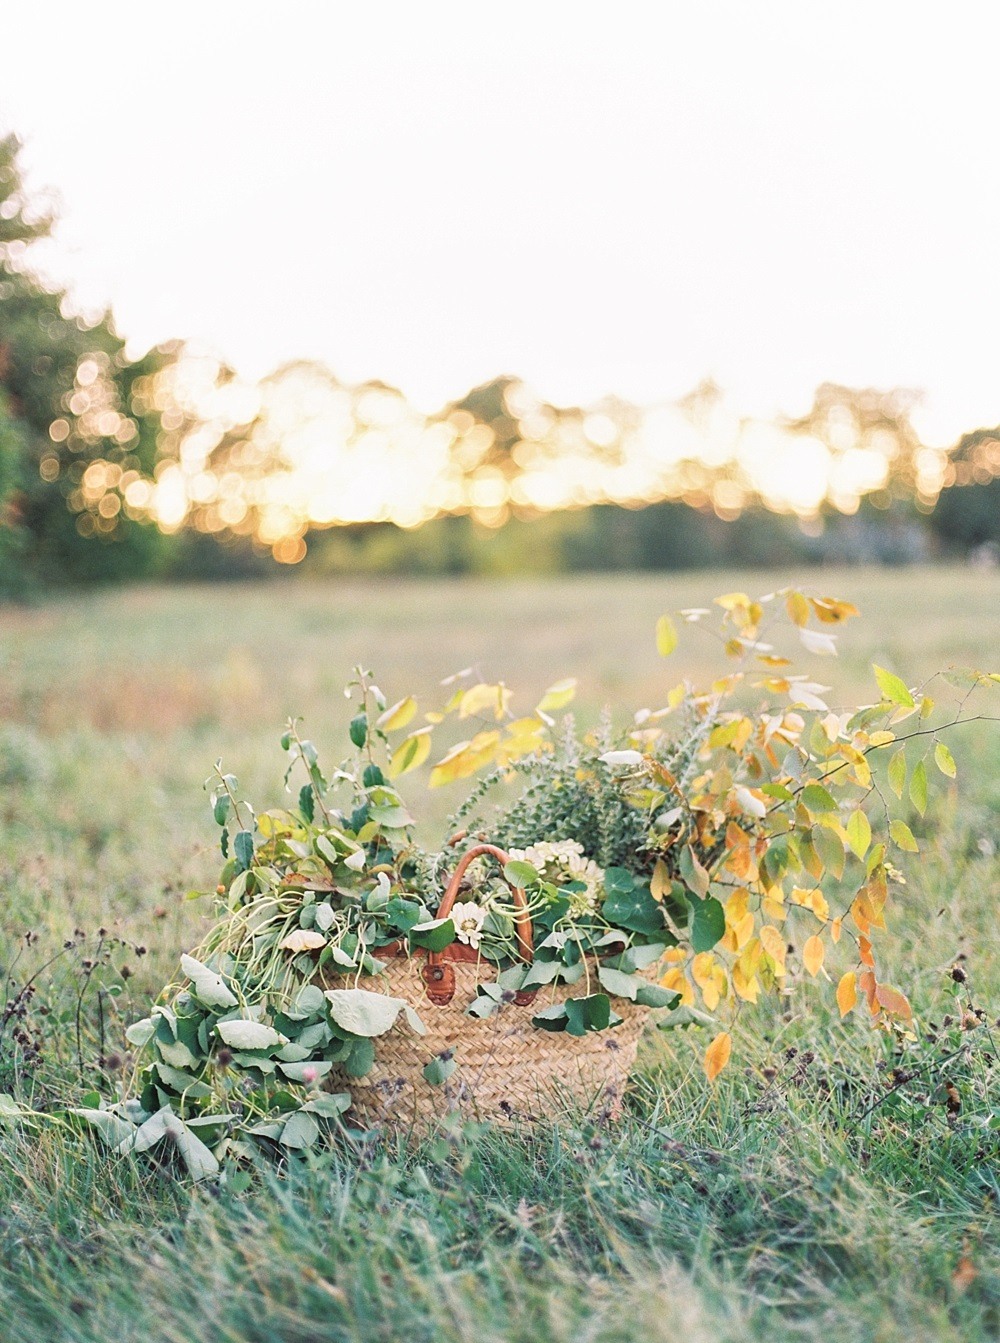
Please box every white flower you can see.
[507,839,605,914]
[450,900,488,948]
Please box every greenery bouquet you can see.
[94,587,994,1177]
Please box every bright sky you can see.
[4,2,1000,446]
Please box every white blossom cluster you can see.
[507,838,605,914]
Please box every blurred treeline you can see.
[2,131,998,597]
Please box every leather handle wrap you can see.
[422,843,534,1005]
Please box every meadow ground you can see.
[0,567,998,1342]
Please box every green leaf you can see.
[179,954,238,1011]
[324,988,407,1037]
[303,1093,351,1118]
[564,994,612,1036]
[71,1107,137,1148]
[278,1060,333,1083]
[597,966,639,1000]
[386,897,424,934]
[503,859,540,888]
[690,896,726,953]
[634,981,682,1009]
[409,918,456,952]
[678,845,710,898]
[531,1004,569,1032]
[873,664,915,709]
[888,748,907,799]
[801,783,838,814]
[164,1110,221,1180]
[909,758,928,816]
[234,830,255,873]
[812,824,846,880]
[125,1017,156,1048]
[349,713,368,748]
[213,794,230,826]
[601,870,665,935]
[280,1110,320,1150]
[216,1020,286,1050]
[342,1037,376,1078]
[298,784,315,822]
[934,741,957,779]
[889,819,919,852]
[422,1054,457,1085]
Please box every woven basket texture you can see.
[326,955,651,1133]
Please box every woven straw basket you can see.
[326,844,653,1132]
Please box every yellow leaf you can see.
[836,971,858,1017]
[889,819,919,853]
[428,731,501,787]
[803,934,825,976]
[535,678,577,715]
[868,730,895,747]
[376,696,418,733]
[846,809,871,861]
[656,615,678,657]
[785,591,811,627]
[703,1031,732,1082]
[934,741,957,778]
[909,759,928,816]
[388,727,433,779]
[459,683,511,721]
[759,924,786,968]
[716,591,752,611]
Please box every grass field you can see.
[1,568,998,1342]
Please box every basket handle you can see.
[422,843,534,1005]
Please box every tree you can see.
[0,132,171,589]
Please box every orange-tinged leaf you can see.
[650,859,671,902]
[836,970,858,1016]
[703,1031,732,1082]
[810,596,860,624]
[874,984,912,1019]
[376,696,418,733]
[656,615,678,657]
[859,935,875,967]
[803,934,825,976]
[660,967,694,1007]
